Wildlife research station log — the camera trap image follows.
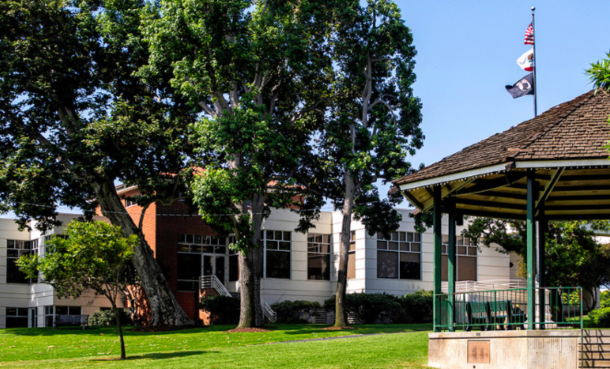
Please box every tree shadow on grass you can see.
[90,350,215,361]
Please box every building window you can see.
[347,231,356,280]
[44,306,82,327]
[43,235,67,255]
[6,307,28,328]
[264,230,291,279]
[376,231,421,280]
[441,235,478,281]
[125,198,137,207]
[7,240,37,284]
[307,233,331,280]
[177,234,228,291]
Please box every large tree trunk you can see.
[237,193,265,328]
[334,170,356,327]
[92,180,193,326]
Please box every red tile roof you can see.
[393,90,610,187]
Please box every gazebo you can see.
[392,90,610,369]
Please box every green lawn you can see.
[0,324,431,368]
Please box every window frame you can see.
[376,231,422,280]
[6,239,38,284]
[441,235,478,282]
[176,234,229,291]
[6,307,28,328]
[307,233,332,281]
[263,230,292,279]
[347,231,356,280]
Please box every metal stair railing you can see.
[200,275,277,323]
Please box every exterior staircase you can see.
[200,275,277,323]
[581,330,610,368]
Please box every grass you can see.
[0,324,431,368]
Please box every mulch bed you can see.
[224,327,272,333]
[130,325,199,333]
[321,326,359,331]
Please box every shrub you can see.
[88,309,133,326]
[270,300,322,324]
[393,290,433,324]
[324,292,401,324]
[601,291,610,309]
[589,307,610,328]
[199,295,240,325]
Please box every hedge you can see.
[270,300,322,324]
[199,295,240,325]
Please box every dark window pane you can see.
[347,252,356,279]
[400,232,406,241]
[279,242,291,251]
[7,259,29,284]
[458,256,477,281]
[389,242,399,251]
[322,235,331,244]
[377,232,383,240]
[186,235,193,243]
[215,246,226,254]
[377,241,387,250]
[319,244,330,253]
[267,240,278,250]
[56,306,68,315]
[7,240,14,248]
[284,232,291,241]
[275,231,283,240]
[468,247,477,256]
[178,245,190,252]
[391,232,398,241]
[6,307,17,316]
[308,253,330,280]
[441,255,448,282]
[411,243,421,252]
[266,230,274,240]
[308,243,317,252]
[407,233,413,242]
[177,280,198,291]
[400,253,420,280]
[203,255,213,276]
[217,237,226,246]
[229,255,239,282]
[194,235,202,244]
[6,317,28,328]
[414,234,421,242]
[458,246,467,255]
[190,245,202,253]
[7,249,18,257]
[441,245,447,254]
[400,242,409,251]
[68,307,81,315]
[45,315,54,328]
[177,254,201,280]
[202,246,214,253]
[266,251,290,279]
[377,251,398,279]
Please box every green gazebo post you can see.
[433,186,443,332]
[447,199,457,332]
[526,170,537,330]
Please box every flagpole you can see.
[532,6,538,117]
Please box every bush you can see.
[324,292,401,324]
[393,290,434,324]
[270,300,322,324]
[589,307,610,328]
[199,295,240,325]
[601,291,610,309]
[88,309,133,326]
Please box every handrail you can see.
[200,275,277,323]
[441,279,536,293]
[434,286,582,332]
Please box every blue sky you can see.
[4,1,609,217]
[369,0,610,209]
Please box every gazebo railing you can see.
[434,286,582,331]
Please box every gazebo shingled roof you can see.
[392,90,610,220]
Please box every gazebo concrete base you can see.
[428,330,580,369]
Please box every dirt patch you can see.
[224,327,272,333]
[321,326,359,331]
[130,325,198,333]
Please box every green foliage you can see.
[89,309,133,327]
[17,220,138,358]
[270,300,322,324]
[393,290,434,324]
[587,52,610,92]
[324,293,401,324]
[601,290,610,309]
[199,296,241,325]
[589,307,610,328]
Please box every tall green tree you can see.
[18,221,138,360]
[141,0,334,327]
[0,0,194,325]
[320,0,423,327]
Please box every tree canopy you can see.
[0,0,194,325]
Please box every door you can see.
[215,255,226,285]
[30,308,37,328]
[203,255,214,277]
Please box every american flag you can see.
[524,23,534,45]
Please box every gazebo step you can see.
[581,352,610,360]
[585,330,610,337]
[581,360,610,368]
[583,337,610,344]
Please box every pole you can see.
[531,7,538,117]
[433,186,443,332]
[526,170,537,330]
[448,199,457,332]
